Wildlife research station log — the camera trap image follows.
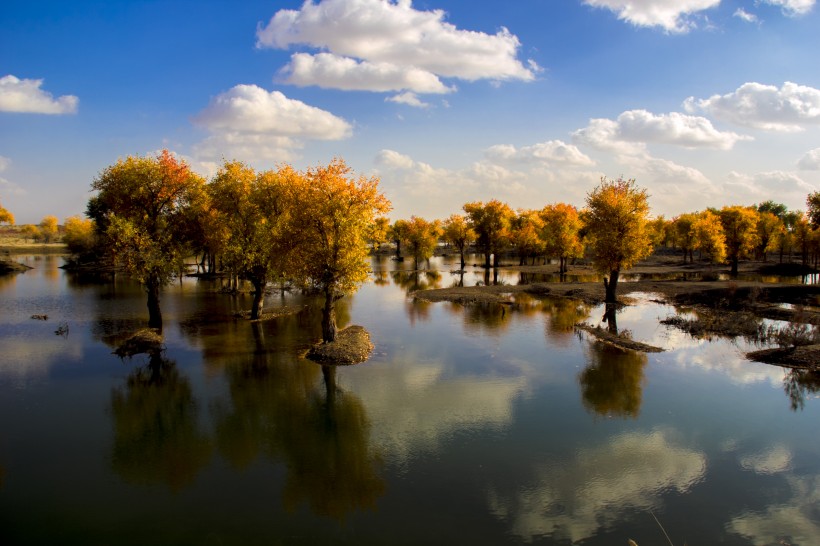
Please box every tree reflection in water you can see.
[211,323,384,521]
[579,341,647,419]
[784,368,820,411]
[110,351,212,492]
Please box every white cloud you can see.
[684,82,820,132]
[386,91,430,108]
[723,170,816,199]
[583,0,720,33]
[257,0,537,92]
[191,84,351,161]
[572,117,647,155]
[740,445,793,474]
[0,75,78,114]
[485,140,595,167]
[0,155,24,196]
[763,0,815,16]
[733,8,759,22]
[798,148,820,170]
[616,109,750,149]
[489,428,707,543]
[280,52,454,94]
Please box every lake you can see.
[1,254,818,545]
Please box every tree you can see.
[402,216,441,269]
[691,210,726,264]
[0,200,13,225]
[807,192,820,228]
[647,215,670,248]
[289,159,391,343]
[672,213,698,264]
[463,199,514,268]
[510,209,544,266]
[755,211,782,262]
[208,160,294,319]
[388,219,409,259]
[718,206,759,275]
[62,215,96,257]
[793,215,812,267]
[39,215,58,243]
[757,200,788,219]
[367,216,390,253]
[442,214,475,270]
[583,177,653,303]
[540,203,584,275]
[89,150,206,329]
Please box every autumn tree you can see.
[540,203,584,275]
[442,214,476,270]
[289,159,391,343]
[807,192,820,228]
[672,213,698,264]
[402,216,441,269]
[510,209,544,266]
[208,160,295,319]
[39,215,59,243]
[367,216,390,253]
[647,215,670,248]
[388,219,409,259]
[583,177,653,303]
[62,215,96,257]
[718,206,759,275]
[463,199,514,269]
[0,200,13,225]
[793,215,812,267]
[88,150,206,329]
[755,211,782,262]
[691,210,726,264]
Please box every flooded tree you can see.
[88,150,206,329]
[540,203,584,275]
[583,177,653,303]
[289,159,391,343]
[442,213,475,271]
[402,216,441,269]
[367,216,390,252]
[510,209,544,266]
[208,160,296,319]
[464,199,515,269]
[388,219,409,260]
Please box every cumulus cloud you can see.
[0,75,78,114]
[798,148,820,170]
[191,84,351,161]
[733,8,759,22]
[763,0,815,16]
[257,0,536,95]
[684,82,820,132]
[485,140,595,167]
[575,110,749,151]
[723,170,816,199]
[0,155,24,196]
[489,429,707,543]
[583,0,720,33]
[280,52,455,94]
[386,91,430,108]
[740,445,793,475]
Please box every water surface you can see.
[1,254,818,545]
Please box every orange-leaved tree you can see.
[718,206,759,275]
[289,159,391,343]
[89,150,206,330]
[442,214,475,270]
[0,199,14,225]
[540,202,584,275]
[583,177,653,303]
[463,199,514,269]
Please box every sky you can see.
[1,0,819,224]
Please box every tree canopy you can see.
[0,200,14,225]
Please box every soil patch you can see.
[0,259,31,274]
[306,325,374,365]
[575,323,664,353]
[113,329,164,358]
[746,345,820,369]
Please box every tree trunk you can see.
[322,288,337,343]
[493,252,500,268]
[731,256,739,276]
[604,269,619,304]
[146,278,162,331]
[484,251,491,269]
[603,303,618,335]
[250,277,265,320]
[459,248,466,270]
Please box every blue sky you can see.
[2,0,819,223]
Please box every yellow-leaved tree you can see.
[289,159,391,343]
[718,206,759,275]
[692,210,726,264]
[88,150,206,329]
[442,214,475,271]
[583,177,653,303]
[39,215,59,243]
[402,216,442,269]
[62,215,96,257]
[463,199,514,269]
[539,202,584,275]
[0,199,14,225]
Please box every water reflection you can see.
[579,342,647,419]
[489,428,706,543]
[110,352,212,492]
[784,369,820,412]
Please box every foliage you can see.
[509,209,544,265]
[692,210,726,264]
[367,216,390,252]
[62,215,96,255]
[463,199,514,268]
[755,211,782,261]
[0,200,14,225]
[646,215,669,247]
[807,191,820,228]
[38,215,59,243]
[442,213,475,269]
[672,213,698,263]
[718,205,759,274]
[540,202,584,272]
[757,200,788,219]
[402,216,441,268]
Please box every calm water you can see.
[1,254,818,545]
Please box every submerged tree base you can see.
[747,345,820,370]
[113,329,164,358]
[306,325,374,365]
[575,323,664,353]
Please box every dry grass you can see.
[306,325,374,365]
